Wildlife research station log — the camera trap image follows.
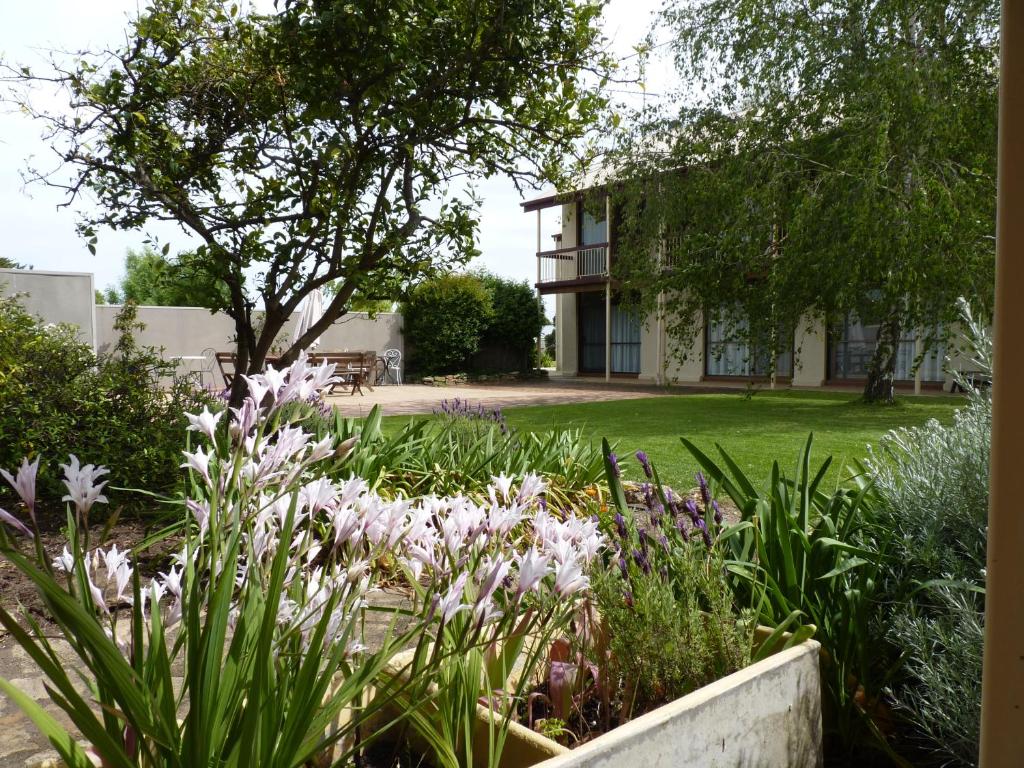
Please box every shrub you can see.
[478,272,545,371]
[682,435,882,751]
[402,272,546,374]
[862,300,990,767]
[285,398,606,509]
[0,296,210,509]
[402,274,493,373]
[592,446,751,719]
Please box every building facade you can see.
[524,191,956,392]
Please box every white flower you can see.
[437,572,470,623]
[159,566,184,599]
[180,446,213,485]
[100,544,127,576]
[308,435,334,463]
[476,554,512,607]
[553,558,588,597]
[490,473,515,503]
[185,406,224,442]
[229,397,260,440]
[1,456,40,518]
[242,376,271,408]
[86,568,108,615]
[329,505,363,548]
[0,506,32,537]
[514,547,551,600]
[52,546,75,572]
[59,455,109,515]
[299,477,337,516]
[186,498,211,537]
[110,562,133,602]
[517,472,547,503]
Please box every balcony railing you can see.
[537,243,609,287]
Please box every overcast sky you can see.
[0,0,676,309]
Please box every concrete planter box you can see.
[519,639,823,768]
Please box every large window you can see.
[578,292,641,374]
[578,202,607,246]
[831,316,944,381]
[705,311,793,378]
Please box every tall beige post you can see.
[979,1,1024,762]
[605,193,612,382]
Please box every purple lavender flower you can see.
[675,516,690,542]
[696,517,713,549]
[632,548,651,575]
[684,498,701,525]
[642,483,655,509]
[696,471,711,507]
[650,501,665,527]
[623,589,635,609]
[618,555,629,579]
[636,450,653,479]
[712,499,723,526]
[614,512,628,540]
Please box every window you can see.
[831,316,945,381]
[578,201,607,246]
[705,309,793,378]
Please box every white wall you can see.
[96,304,403,381]
[97,305,401,356]
[0,268,96,348]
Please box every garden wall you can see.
[0,268,96,348]
[95,304,403,380]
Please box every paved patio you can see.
[324,378,704,417]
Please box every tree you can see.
[4,0,612,405]
[103,247,233,307]
[0,257,29,269]
[612,0,997,402]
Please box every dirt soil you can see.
[0,502,183,636]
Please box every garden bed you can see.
[362,632,822,768]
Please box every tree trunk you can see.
[863,313,902,404]
[227,308,289,408]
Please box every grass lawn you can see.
[385,389,963,492]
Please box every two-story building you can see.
[523,187,953,391]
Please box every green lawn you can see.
[384,390,963,491]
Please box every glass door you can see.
[578,293,641,374]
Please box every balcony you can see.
[536,242,609,294]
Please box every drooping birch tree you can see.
[613,0,997,401]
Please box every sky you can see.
[0,0,677,312]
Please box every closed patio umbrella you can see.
[292,288,325,349]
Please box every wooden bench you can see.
[307,351,376,396]
[216,351,375,395]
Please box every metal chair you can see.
[199,347,218,391]
[382,348,402,385]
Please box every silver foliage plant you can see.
[865,297,990,767]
